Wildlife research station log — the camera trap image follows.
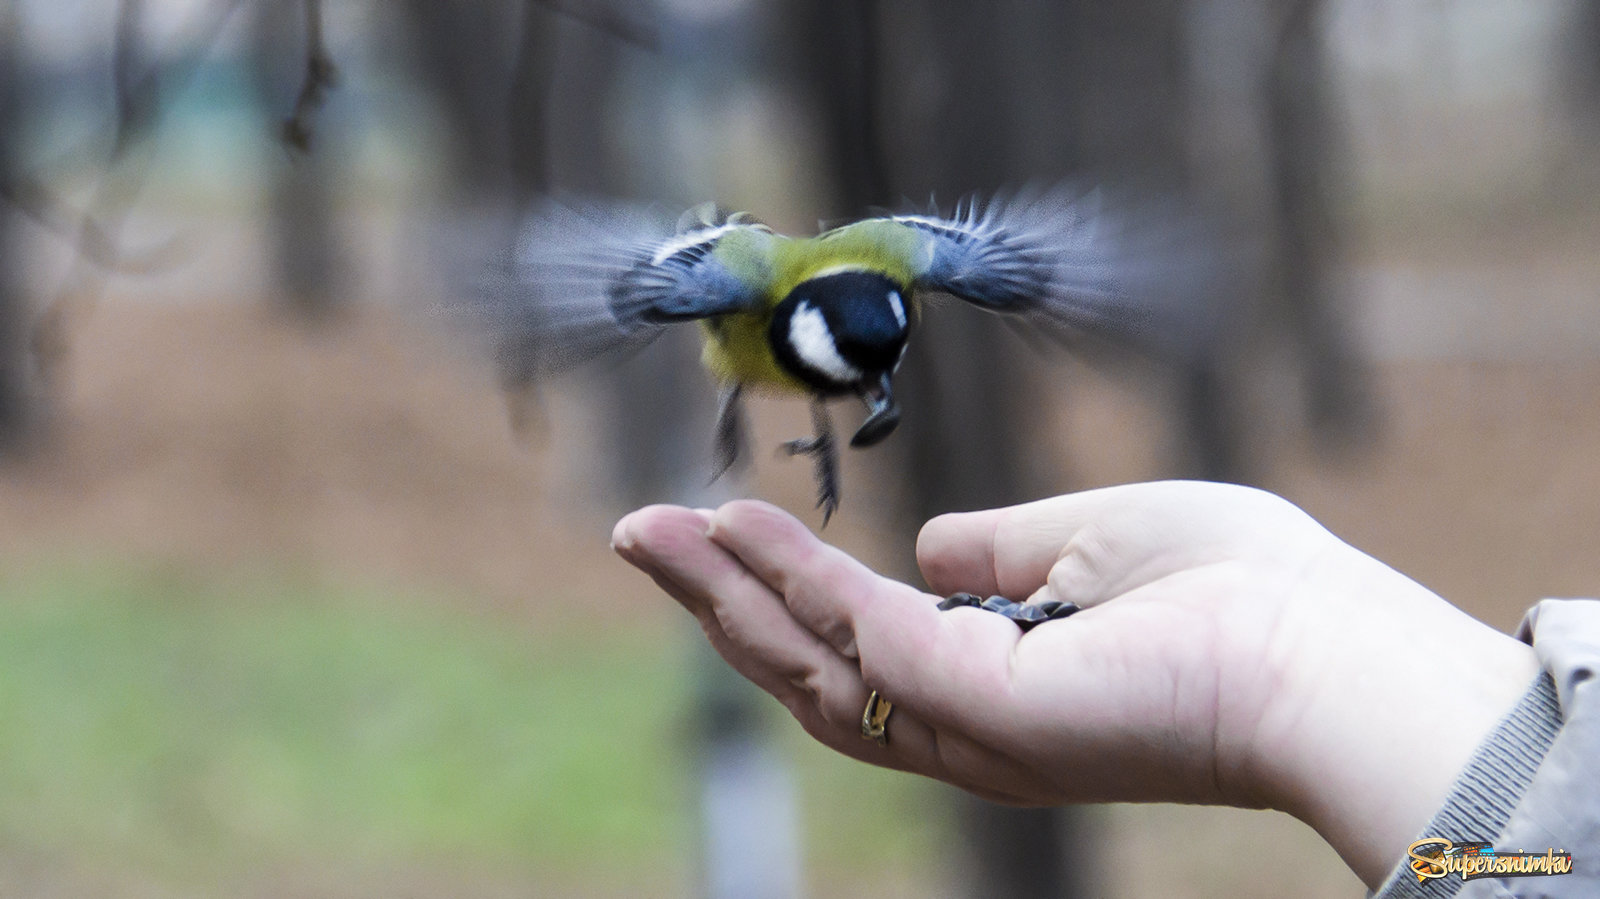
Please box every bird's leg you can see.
[782,397,839,525]
[710,383,747,483]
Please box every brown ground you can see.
[1,302,649,623]
[3,298,1597,897]
[13,301,1597,624]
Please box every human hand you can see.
[611,481,1538,887]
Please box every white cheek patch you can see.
[887,289,906,328]
[790,302,863,383]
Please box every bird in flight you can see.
[474,188,1204,523]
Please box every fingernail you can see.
[838,635,859,661]
[610,514,635,552]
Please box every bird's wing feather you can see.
[471,199,775,380]
[860,186,1232,357]
[613,205,776,325]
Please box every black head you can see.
[769,269,908,447]
[769,270,909,394]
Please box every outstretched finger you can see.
[613,506,847,690]
[614,506,945,764]
[707,501,1029,741]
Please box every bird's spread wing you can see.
[850,186,1231,357]
[611,203,776,325]
[473,199,775,380]
[900,190,1114,315]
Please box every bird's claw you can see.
[781,436,825,455]
[781,432,839,525]
[784,399,840,525]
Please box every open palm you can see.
[611,480,1536,888]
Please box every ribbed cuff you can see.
[1373,671,1563,899]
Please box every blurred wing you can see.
[611,203,776,326]
[886,185,1234,358]
[473,199,774,380]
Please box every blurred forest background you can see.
[1,1,1599,897]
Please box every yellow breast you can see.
[698,314,808,394]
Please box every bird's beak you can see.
[851,373,900,447]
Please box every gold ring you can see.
[860,690,893,746]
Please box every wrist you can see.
[1242,544,1539,888]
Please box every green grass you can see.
[0,562,946,892]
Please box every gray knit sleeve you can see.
[1372,673,1561,899]
[1373,598,1600,899]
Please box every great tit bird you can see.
[477,187,1189,523]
